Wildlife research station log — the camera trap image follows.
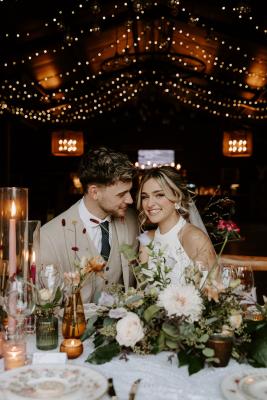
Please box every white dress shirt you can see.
[78,198,112,253]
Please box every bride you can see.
[136,166,217,286]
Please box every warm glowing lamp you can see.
[51,131,84,156]
[223,130,252,157]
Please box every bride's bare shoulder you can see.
[181,222,209,244]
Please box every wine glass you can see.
[4,276,36,339]
[221,263,255,306]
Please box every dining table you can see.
[0,329,265,400]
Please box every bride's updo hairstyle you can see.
[137,166,192,229]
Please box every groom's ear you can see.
[88,184,99,200]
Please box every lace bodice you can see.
[150,216,192,285]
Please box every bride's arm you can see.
[180,224,217,270]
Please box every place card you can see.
[32,352,67,365]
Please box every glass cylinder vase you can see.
[0,187,28,278]
[0,187,28,334]
[62,289,86,339]
[36,313,58,350]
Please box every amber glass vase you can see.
[62,289,86,338]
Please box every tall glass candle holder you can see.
[0,187,28,277]
[0,187,28,334]
[17,220,40,333]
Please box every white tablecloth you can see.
[0,333,263,400]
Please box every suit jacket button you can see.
[105,280,109,285]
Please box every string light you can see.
[0,1,266,124]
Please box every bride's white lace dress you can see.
[148,216,192,285]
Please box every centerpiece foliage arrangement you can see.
[80,197,267,374]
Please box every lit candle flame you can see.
[70,339,75,346]
[11,201,16,218]
[32,251,36,263]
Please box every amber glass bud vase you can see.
[62,289,86,338]
[207,334,233,367]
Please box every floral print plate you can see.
[0,364,108,400]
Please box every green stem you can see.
[200,232,229,290]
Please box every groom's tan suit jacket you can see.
[40,200,138,302]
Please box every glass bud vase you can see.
[62,289,86,339]
[36,312,58,350]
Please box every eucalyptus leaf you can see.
[103,317,115,326]
[198,334,209,343]
[166,339,179,350]
[143,304,160,322]
[86,341,121,364]
[162,322,180,339]
[119,244,137,262]
[202,347,215,357]
[81,315,98,341]
[152,331,165,353]
[125,294,143,305]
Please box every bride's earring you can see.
[174,202,181,211]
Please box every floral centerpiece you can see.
[80,212,267,374]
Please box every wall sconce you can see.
[51,131,84,156]
[222,130,252,157]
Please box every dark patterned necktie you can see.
[100,221,110,261]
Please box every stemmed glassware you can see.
[221,263,255,306]
[3,276,36,339]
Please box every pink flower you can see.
[217,219,240,233]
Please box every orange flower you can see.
[81,255,106,275]
[203,279,225,302]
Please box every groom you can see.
[40,147,138,302]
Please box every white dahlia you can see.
[158,284,203,323]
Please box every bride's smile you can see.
[141,177,179,233]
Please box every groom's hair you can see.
[79,147,135,192]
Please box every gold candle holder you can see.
[207,334,233,367]
[60,338,83,359]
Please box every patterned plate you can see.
[0,364,108,400]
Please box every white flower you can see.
[98,292,115,307]
[158,284,203,323]
[229,312,242,329]
[137,232,151,246]
[109,307,128,319]
[38,288,53,302]
[80,256,89,269]
[116,312,144,348]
